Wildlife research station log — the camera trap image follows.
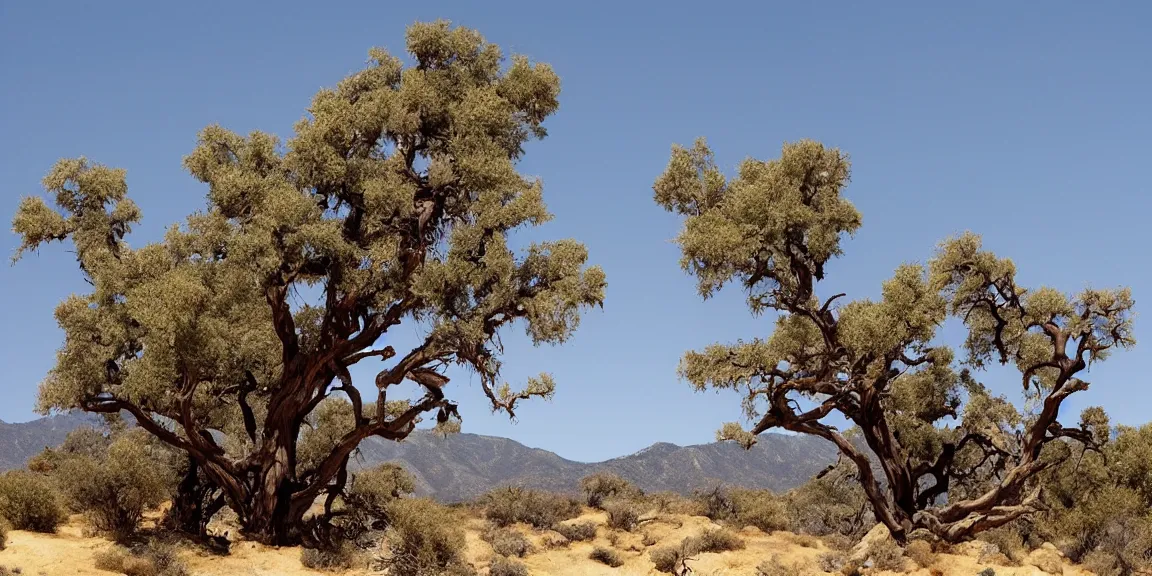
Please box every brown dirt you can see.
[0,511,1099,576]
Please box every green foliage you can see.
[383,498,471,576]
[482,525,533,558]
[589,546,624,568]
[15,19,604,540]
[488,556,529,576]
[1031,425,1152,575]
[300,540,363,571]
[553,520,597,542]
[0,470,66,533]
[481,486,581,529]
[54,429,174,542]
[579,472,641,509]
[654,137,1136,542]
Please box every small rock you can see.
[1025,547,1064,575]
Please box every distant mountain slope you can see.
[351,429,838,501]
[0,414,839,501]
[0,412,106,470]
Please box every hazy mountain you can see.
[351,429,839,501]
[0,414,839,501]
[0,411,107,470]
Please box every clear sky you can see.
[2,1,1149,463]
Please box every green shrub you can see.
[0,470,66,532]
[553,520,597,542]
[604,499,644,531]
[580,473,641,509]
[589,546,624,567]
[300,539,362,571]
[488,556,529,576]
[483,525,533,558]
[689,528,744,553]
[55,431,172,542]
[384,498,471,576]
[481,486,582,529]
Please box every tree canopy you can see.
[653,138,1135,543]
[13,20,604,543]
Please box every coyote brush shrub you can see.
[590,546,624,567]
[0,470,66,533]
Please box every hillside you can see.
[0,414,838,500]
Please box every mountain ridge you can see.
[0,413,839,502]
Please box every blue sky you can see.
[2,1,1149,462]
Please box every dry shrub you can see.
[785,532,821,548]
[56,431,172,542]
[755,554,808,576]
[817,551,847,573]
[300,539,363,571]
[641,532,658,547]
[0,518,7,550]
[904,539,937,568]
[822,534,855,551]
[94,547,130,572]
[540,533,570,549]
[384,498,471,576]
[978,527,1025,565]
[336,462,416,537]
[94,542,189,576]
[481,486,582,529]
[690,528,745,553]
[868,538,905,572]
[553,520,597,542]
[694,486,787,532]
[590,546,624,567]
[489,556,529,576]
[483,525,533,558]
[977,568,996,576]
[650,545,691,574]
[0,470,66,533]
[604,498,644,531]
[580,472,641,509]
[646,491,698,515]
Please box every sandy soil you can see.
[0,511,1096,576]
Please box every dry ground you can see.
[0,509,1097,576]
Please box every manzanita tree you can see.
[653,138,1133,543]
[13,21,605,544]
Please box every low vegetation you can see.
[589,545,625,567]
[553,520,597,542]
[0,470,66,533]
[481,486,582,529]
[382,498,472,576]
